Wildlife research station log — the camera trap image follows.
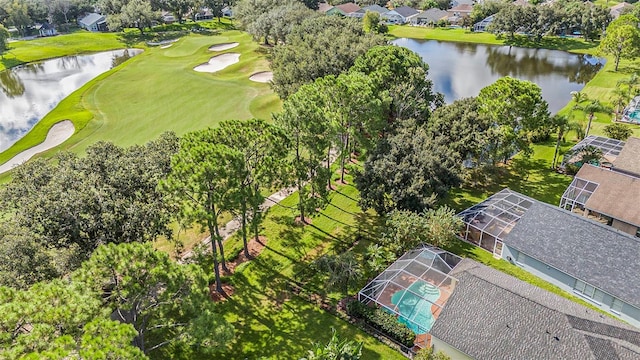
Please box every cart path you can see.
[179,149,339,262]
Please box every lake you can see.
[0,49,141,152]
[393,38,604,114]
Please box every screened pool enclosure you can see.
[560,135,625,170]
[457,189,534,256]
[358,246,462,347]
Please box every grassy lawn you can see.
[0,29,280,168]
[445,141,574,211]
[388,26,597,52]
[204,175,405,360]
[1,32,127,71]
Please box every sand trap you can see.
[0,120,75,174]
[160,44,173,49]
[209,42,239,51]
[194,53,240,73]
[249,71,273,83]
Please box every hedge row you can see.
[346,300,415,348]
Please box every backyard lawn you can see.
[200,176,406,360]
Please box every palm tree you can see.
[551,114,584,169]
[570,91,588,105]
[611,87,629,121]
[573,100,612,137]
[616,73,640,100]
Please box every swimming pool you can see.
[624,110,640,124]
[390,280,441,334]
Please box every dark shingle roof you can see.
[416,9,449,22]
[394,6,419,17]
[504,200,640,308]
[429,260,640,360]
[361,4,388,14]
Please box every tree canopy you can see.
[599,15,640,71]
[270,16,386,99]
[476,77,550,163]
[356,121,461,214]
[0,133,179,284]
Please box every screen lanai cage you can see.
[457,189,533,256]
[358,246,462,348]
[560,135,625,170]
[559,176,599,214]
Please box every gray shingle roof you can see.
[430,260,640,360]
[416,9,449,22]
[361,4,388,14]
[79,13,105,26]
[504,200,640,308]
[394,6,419,18]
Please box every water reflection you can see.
[0,49,141,152]
[393,38,604,113]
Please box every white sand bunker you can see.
[194,53,240,73]
[249,71,273,83]
[0,120,75,174]
[209,42,239,51]
[161,44,173,49]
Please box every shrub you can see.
[604,123,633,141]
[346,300,415,347]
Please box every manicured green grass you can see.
[1,32,128,71]
[0,30,280,166]
[206,177,405,360]
[388,26,597,52]
[445,141,574,211]
[388,26,504,45]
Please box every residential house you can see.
[610,2,634,19]
[447,4,473,17]
[358,245,640,358]
[78,13,107,32]
[326,2,361,16]
[560,137,640,236]
[447,4,472,24]
[412,8,449,25]
[162,11,176,23]
[195,8,214,20]
[37,22,56,37]
[430,259,640,359]
[318,2,334,13]
[351,4,389,19]
[222,6,233,17]
[383,6,419,24]
[458,188,640,327]
[451,0,475,6]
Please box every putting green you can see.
[0,30,280,164]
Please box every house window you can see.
[612,298,624,314]
[574,279,603,304]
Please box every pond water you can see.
[393,38,604,114]
[0,49,142,152]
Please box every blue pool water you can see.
[626,110,640,123]
[390,281,441,334]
